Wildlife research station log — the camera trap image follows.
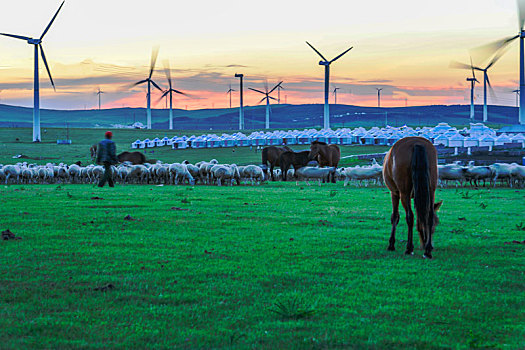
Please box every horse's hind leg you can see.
[400,194,414,255]
[388,193,400,251]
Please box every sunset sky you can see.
[0,0,522,110]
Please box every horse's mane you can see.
[311,141,327,145]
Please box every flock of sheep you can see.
[1,159,524,188]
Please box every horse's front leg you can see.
[388,193,400,251]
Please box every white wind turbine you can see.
[451,50,505,122]
[249,81,283,129]
[160,60,186,130]
[96,87,104,110]
[0,1,65,142]
[306,41,353,129]
[470,0,525,124]
[226,84,235,108]
[133,47,162,129]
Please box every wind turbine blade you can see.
[486,74,497,102]
[149,46,160,79]
[268,81,283,94]
[40,1,65,40]
[330,46,353,63]
[150,80,163,91]
[39,44,55,91]
[249,87,266,95]
[470,36,518,64]
[268,96,277,101]
[0,33,31,41]
[519,0,525,30]
[470,56,477,80]
[449,60,476,70]
[305,41,328,61]
[160,90,169,98]
[133,79,148,86]
[257,97,267,105]
[173,89,186,95]
[162,59,172,88]
[486,45,511,69]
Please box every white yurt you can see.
[478,135,495,148]
[131,140,142,149]
[494,134,512,146]
[433,134,449,147]
[510,133,525,147]
[447,133,465,148]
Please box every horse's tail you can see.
[411,144,431,247]
[261,147,268,166]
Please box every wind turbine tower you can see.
[227,84,235,108]
[333,87,340,104]
[235,73,244,130]
[96,87,104,110]
[376,88,383,108]
[513,89,520,107]
[277,84,284,104]
[306,41,353,129]
[161,60,186,130]
[0,1,65,142]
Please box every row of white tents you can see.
[130,123,525,150]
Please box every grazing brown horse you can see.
[262,145,292,181]
[382,137,443,259]
[117,151,148,165]
[308,141,340,183]
[279,151,312,181]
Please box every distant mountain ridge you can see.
[0,103,519,129]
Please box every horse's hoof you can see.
[423,253,433,259]
[387,246,395,251]
[404,250,414,255]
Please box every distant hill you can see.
[0,103,519,130]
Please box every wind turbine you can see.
[277,83,284,104]
[226,84,235,108]
[249,81,282,129]
[376,88,383,108]
[0,1,65,142]
[451,50,505,122]
[133,47,162,129]
[513,89,520,107]
[465,58,479,121]
[235,73,244,130]
[96,87,104,110]
[469,0,525,124]
[306,41,353,129]
[160,60,186,130]
[333,87,340,104]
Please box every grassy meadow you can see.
[0,127,389,166]
[1,183,524,349]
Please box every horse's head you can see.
[422,200,443,248]
[309,142,322,160]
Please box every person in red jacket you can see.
[96,131,118,187]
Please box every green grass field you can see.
[1,183,524,349]
[0,127,389,166]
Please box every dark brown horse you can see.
[279,151,312,181]
[308,141,340,183]
[262,145,292,181]
[382,137,443,259]
[117,151,148,165]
